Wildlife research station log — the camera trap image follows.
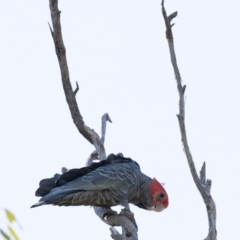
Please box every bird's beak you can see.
[146,202,164,212]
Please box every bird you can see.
[31,153,169,216]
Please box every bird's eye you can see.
[160,193,165,198]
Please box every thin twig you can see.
[101,113,112,145]
[73,81,79,96]
[86,113,112,166]
[48,22,54,40]
[161,1,217,239]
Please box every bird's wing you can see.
[31,156,143,208]
[40,161,141,203]
[58,161,139,193]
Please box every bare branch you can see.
[110,228,123,240]
[49,0,106,160]
[168,11,178,23]
[101,113,112,145]
[85,113,112,166]
[94,207,138,240]
[161,1,182,93]
[200,162,206,184]
[161,1,217,239]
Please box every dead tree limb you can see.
[86,113,112,166]
[161,1,217,240]
[48,0,138,239]
[49,0,105,159]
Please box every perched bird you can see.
[31,153,169,214]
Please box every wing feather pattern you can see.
[32,156,141,208]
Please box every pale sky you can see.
[0,0,239,239]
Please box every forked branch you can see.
[161,1,217,239]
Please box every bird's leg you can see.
[120,203,138,230]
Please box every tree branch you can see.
[94,207,138,240]
[86,113,112,166]
[101,113,112,144]
[48,0,106,159]
[161,1,217,239]
[48,1,138,239]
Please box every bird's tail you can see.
[35,173,61,197]
[31,187,79,208]
[31,173,73,208]
[31,201,46,208]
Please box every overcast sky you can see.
[0,0,239,239]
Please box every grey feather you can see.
[31,154,164,211]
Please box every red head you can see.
[149,178,169,210]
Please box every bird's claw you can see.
[120,209,138,230]
[102,208,118,220]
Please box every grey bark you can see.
[161,1,217,239]
[48,0,138,239]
